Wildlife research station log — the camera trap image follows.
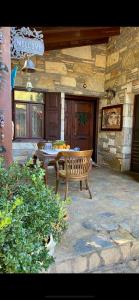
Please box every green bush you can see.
[0,158,69,273]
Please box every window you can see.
[13,90,45,139]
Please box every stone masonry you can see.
[98,27,139,171]
[12,44,106,96]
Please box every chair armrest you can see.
[55,152,64,177]
[55,151,63,161]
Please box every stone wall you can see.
[12,44,106,96]
[98,27,139,171]
[12,142,37,163]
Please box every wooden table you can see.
[34,149,69,184]
[35,149,57,163]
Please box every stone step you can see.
[46,240,139,273]
[91,258,139,273]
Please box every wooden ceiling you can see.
[40,27,120,51]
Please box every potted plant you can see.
[0,158,69,273]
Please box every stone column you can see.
[0,27,12,165]
[60,92,65,140]
[121,87,134,171]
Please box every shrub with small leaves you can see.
[0,158,69,273]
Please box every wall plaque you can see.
[11,27,44,59]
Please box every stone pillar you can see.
[60,92,65,140]
[0,27,12,165]
[121,90,134,171]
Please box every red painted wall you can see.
[0,27,12,165]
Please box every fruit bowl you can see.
[53,140,70,150]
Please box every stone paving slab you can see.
[45,166,139,273]
[90,257,139,273]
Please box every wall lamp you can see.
[105,88,116,100]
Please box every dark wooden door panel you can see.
[46,93,60,109]
[46,111,60,140]
[131,95,139,172]
[45,92,61,141]
[71,101,93,150]
[64,98,94,151]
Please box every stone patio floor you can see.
[46,166,139,273]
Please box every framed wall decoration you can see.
[101,104,123,131]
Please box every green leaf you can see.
[0,159,69,272]
[77,112,88,126]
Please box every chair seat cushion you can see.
[58,169,88,179]
[59,170,66,177]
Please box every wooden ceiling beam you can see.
[42,27,120,43]
[44,37,109,51]
[36,26,120,51]
[42,26,120,34]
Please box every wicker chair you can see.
[37,142,46,150]
[55,150,93,200]
[36,142,65,183]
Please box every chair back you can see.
[37,142,46,149]
[59,150,93,179]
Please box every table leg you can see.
[43,163,48,185]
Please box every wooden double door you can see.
[64,95,98,160]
